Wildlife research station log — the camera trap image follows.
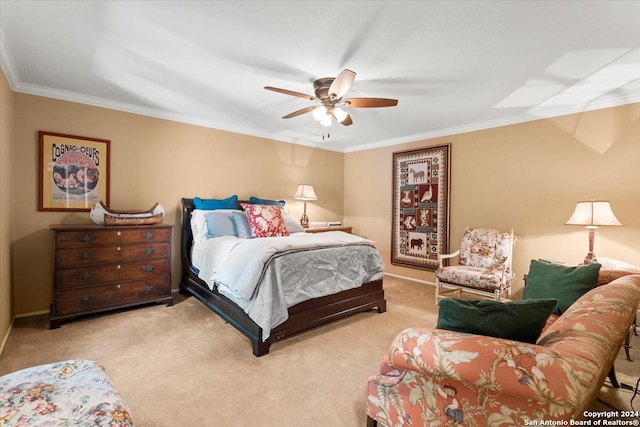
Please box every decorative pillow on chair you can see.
[194,195,238,210]
[436,297,558,344]
[240,203,289,238]
[523,260,601,315]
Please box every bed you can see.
[179,197,386,356]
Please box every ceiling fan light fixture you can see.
[320,115,332,127]
[333,106,348,123]
[312,106,327,121]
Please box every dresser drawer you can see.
[56,242,170,268]
[55,258,171,290]
[54,277,171,316]
[54,227,171,248]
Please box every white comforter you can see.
[192,231,385,340]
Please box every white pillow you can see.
[282,211,305,233]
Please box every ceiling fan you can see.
[264,69,398,127]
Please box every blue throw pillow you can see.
[231,212,253,238]
[249,196,285,208]
[194,195,238,210]
[204,212,237,238]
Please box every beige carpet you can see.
[1,276,638,426]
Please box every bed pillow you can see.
[191,209,240,244]
[436,297,558,344]
[282,211,305,233]
[204,211,237,238]
[249,196,285,208]
[523,260,601,315]
[194,195,238,210]
[230,212,253,239]
[240,203,289,238]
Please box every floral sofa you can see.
[0,359,133,426]
[366,274,640,426]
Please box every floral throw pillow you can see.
[240,203,289,238]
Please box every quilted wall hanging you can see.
[392,143,451,270]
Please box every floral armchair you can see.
[435,228,516,304]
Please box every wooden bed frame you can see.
[179,198,387,356]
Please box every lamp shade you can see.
[292,185,318,201]
[565,200,623,227]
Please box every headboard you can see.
[180,198,196,276]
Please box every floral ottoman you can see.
[1,359,133,426]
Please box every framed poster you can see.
[391,143,450,270]
[38,131,110,211]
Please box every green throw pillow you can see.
[436,297,558,344]
[523,260,601,315]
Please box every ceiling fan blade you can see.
[264,86,316,101]
[344,98,398,108]
[282,106,316,119]
[328,69,356,100]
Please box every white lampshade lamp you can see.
[565,200,623,264]
[292,185,318,228]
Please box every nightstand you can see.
[305,226,352,234]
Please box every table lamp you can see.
[292,185,318,228]
[565,200,623,264]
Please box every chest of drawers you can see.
[49,224,173,328]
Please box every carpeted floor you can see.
[1,276,638,426]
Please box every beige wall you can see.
[1,70,14,346]
[345,103,640,297]
[12,93,344,315]
[5,80,640,318]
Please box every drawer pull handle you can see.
[79,252,91,260]
[116,284,121,289]
[143,247,155,255]
[143,231,155,239]
[116,246,121,251]
[80,272,92,280]
[79,295,91,303]
[117,264,121,270]
[117,231,121,236]
[78,234,92,242]
[143,285,154,293]
[142,265,155,272]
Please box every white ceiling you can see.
[2,1,640,152]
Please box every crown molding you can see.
[3,25,638,154]
[0,29,19,90]
[344,92,640,153]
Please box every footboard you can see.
[181,264,384,356]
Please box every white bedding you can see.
[191,231,385,340]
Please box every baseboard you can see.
[15,309,49,318]
[0,317,14,356]
[384,272,436,287]
[1,310,49,356]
